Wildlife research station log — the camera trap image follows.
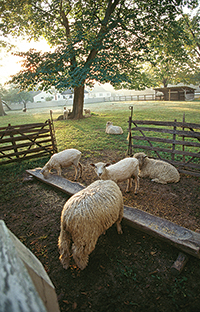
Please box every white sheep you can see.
[41,148,82,180]
[58,180,124,270]
[63,107,69,120]
[133,152,180,184]
[90,157,139,194]
[84,108,91,116]
[106,121,123,134]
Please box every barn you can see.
[154,86,196,101]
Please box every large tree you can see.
[1,0,198,119]
[145,9,200,87]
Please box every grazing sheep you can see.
[84,108,91,116]
[41,148,82,180]
[58,180,124,270]
[90,157,139,194]
[133,152,180,184]
[63,107,69,120]
[106,121,123,134]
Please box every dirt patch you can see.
[1,151,200,312]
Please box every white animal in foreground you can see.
[106,121,123,134]
[63,107,69,120]
[84,108,91,116]
[58,180,124,270]
[90,157,139,194]
[41,148,82,180]
[133,152,180,184]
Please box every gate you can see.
[0,118,57,165]
[127,106,200,177]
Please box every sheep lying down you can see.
[133,152,180,184]
[58,180,124,270]
[41,148,82,180]
[106,121,123,134]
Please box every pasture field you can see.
[0,100,200,312]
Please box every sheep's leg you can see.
[125,178,132,193]
[74,166,78,180]
[134,176,139,194]
[56,165,62,176]
[116,221,123,234]
[58,230,71,270]
[74,163,83,180]
[78,162,83,178]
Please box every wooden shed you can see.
[154,86,195,101]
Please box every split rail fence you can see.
[127,107,200,177]
[0,119,57,165]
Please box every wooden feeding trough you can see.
[27,168,200,262]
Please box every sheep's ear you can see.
[105,163,111,167]
[143,155,147,159]
[90,163,95,167]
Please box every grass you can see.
[1,99,200,159]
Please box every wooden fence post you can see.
[172,119,177,161]
[182,113,185,162]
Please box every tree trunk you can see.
[69,85,85,120]
[0,97,6,116]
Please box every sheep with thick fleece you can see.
[41,148,82,180]
[133,152,180,184]
[106,121,123,134]
[58,180,124,270]
[90,157,139,194]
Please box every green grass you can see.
[1,100,200,160]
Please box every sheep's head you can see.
[41,162,51,178]
[90,162,110,178]
[106,121,113,127]
[133,152,147,169]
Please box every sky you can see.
[0,37,52,85]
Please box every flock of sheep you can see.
[40,120,180,270]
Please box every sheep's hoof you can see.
[125,190,130,193]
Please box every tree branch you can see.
[86,0,121,64]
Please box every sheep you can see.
[41,148,82,180]
[63,107,69,120]
[133,152,180,184]
[58,180,124,270]
[84,108,91,116]
[90,157,139,194]
[106,121,123,134]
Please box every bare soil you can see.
[1,151,200,312]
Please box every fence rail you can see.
[127,107,200,177]
[0,118,57,165]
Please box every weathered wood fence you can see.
[127,107,200,177]
[0,119,57,165]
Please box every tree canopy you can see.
[1,0,198,118]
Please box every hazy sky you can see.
[0,37,52,85]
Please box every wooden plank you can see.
[132,120,200,129]
[26,168,85,196]
[131,135,200,148]
[131,126,200,139]
[27,168,200,259]
[0,220,60,312]
[123,206,200,259]
[131,144,200,158]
